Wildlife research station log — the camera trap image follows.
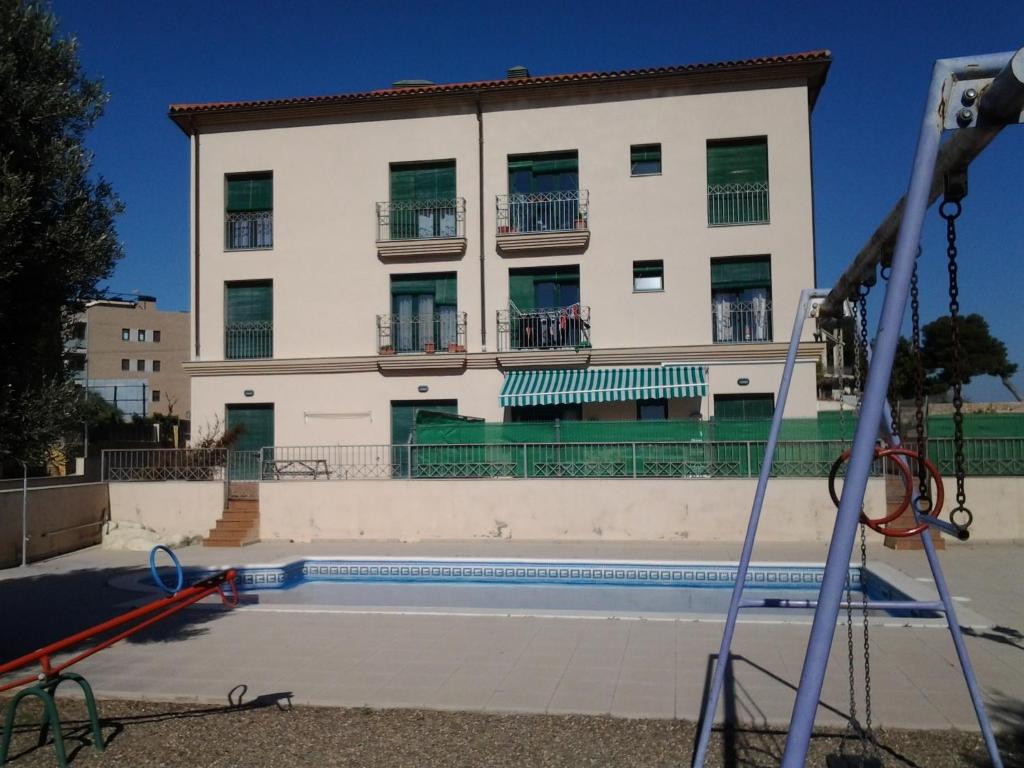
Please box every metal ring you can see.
[149,545,184,595]
[218,572,240,607]
[872,447,944,537]
[880,265,892,281]
[827,447,913,526]
[950,506,973,530]
[939,200,962,219]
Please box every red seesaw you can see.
[0,550,237,767]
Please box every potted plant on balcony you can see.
[423,341,436,354]
[575,215,587,230]
[447,342,466,353]
[379,344,395,355]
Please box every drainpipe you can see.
[190,117,201,358]
[475,95,487,351]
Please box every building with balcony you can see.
[68,296,191,418]
[170,51,829,453]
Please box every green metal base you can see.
[1,672,104,768]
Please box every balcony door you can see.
[507,152,578,232]
[390,274,457,353]
[225,403,274,479]
[390,161,456,239]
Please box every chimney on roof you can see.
[506,65,530,80]
[390,79,434,88]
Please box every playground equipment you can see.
[0,547,237,767]
[694,47,1023,767]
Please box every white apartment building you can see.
[170,51,830,454]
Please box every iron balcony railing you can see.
[225,321,273,359]
[103,437,1024,483]
[376,198,465,241]
[497,304,591,352]
[712,300,773,343]
[496,190,589,234]
[225,210,274,250]
[707,182,770,226]
[377,311,467,354]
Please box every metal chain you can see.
[941,201,973,531]
[861,522,875,755]
[911,257,932,513]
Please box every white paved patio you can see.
[2,539,1023,731]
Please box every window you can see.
[390,273,458,353]
[121,328,130,341]
[389,161,457,239]
[707,137,769,225]
[153,330,161,343]
[72,322,86,340]
[225,404,275,479]
[135,359,144,371]
[153,360,161,372]
[138,329,146,342]
[630,144,661,176]
[714,394,774,420]
[120,358,129,371]
[225,281,273,359]
[391,400,457,475]
[508,266,585,350]
[633,261,664,292]
[225,172,273,249]
[152,390,161,403]
[637,399,668,421]
[506,151,580,232]
[509,404,582,422]
[711,256,772,343]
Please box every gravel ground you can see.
[2,697,1018,767]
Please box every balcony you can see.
[497,305,591,352]
[712,300,773,343]
[495,190,590,252]
[377,311,467,355]
[376,198,467,259]
[225,321,273,359]
[707,182,769,226]
[225,211,273,250]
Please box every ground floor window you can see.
[713,393,774,420]
[509,404,583,423]
[636,398,668,421]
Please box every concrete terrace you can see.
[2,540,1023,732]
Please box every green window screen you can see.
[711,257,771,290]
[390,161,456,202]
[706,138,768,187]
[630,144,661,175]
[508,152,578,194]
[391,401,457,447]
[225,404,274,452]
[714,394,774,420]
[226,173,273,212]
[226,282,272,324]
[390,274,457,305]
[509,267,580,311]
[633,260,664,292]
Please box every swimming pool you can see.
[152,556,935,621]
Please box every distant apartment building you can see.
[67,296,190,418]
[169,50,830,453]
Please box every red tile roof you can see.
[169,50,830,125]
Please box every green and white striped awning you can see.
[499,366,708,407]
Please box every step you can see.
[226,499,260,512]
[204,537,258,548]
[214,519,259,531]
[220,510,260,522]
[204,530,259,547]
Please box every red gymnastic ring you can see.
[828,446,913,527]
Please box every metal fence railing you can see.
[496,190,589,234]
[376,198,465,241]
[712,300,773,343]
[707,182,769,226]
[377,311,467,354]
[103,438,1024,483]
[496,305,591,351]
[225,321,273,359]
[225,210,273,250]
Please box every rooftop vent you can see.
[506,65,530,80]
[391,79,435,88]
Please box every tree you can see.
[0,0,123,468]
[922,314,1021,402]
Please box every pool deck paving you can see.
[2,539,1023,734]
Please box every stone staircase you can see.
[204,488,260,547]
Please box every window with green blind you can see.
[633,260,664,292]
[225,281,272,359]
[225,172,273,248]
[706,138,769,225]
[389,161,457,239]
[714,394,774,420]
[711,257,773,343]
[390,273,458,352]
[508,152,579,194]
[710,257,771,291]
[630,144,661,176]
[225,404,274,479]
[508,267,580,312]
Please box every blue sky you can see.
[53,0,1024,400]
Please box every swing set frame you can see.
[692,47,1024,768]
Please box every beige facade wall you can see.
[0,483,108,568]
[187,76,822,445]
[81,300,191,417]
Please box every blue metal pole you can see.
[691,288,826,767]
[780,58,952,766]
